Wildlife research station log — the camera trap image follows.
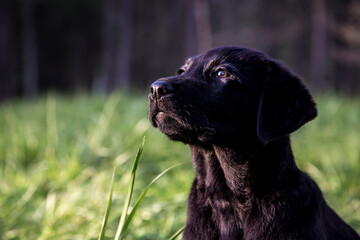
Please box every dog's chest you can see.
[202,190,245,238]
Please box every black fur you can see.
[148,46,360,240]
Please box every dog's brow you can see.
[179,58,192,70]
[204,58,224,71]
[185,58,193,66]
[179,59,193,71]
[185,58,194,68]
[205,59,215,70]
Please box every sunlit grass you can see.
[97,136,183,240]
[292,95,360,228]
[0,93,359,239]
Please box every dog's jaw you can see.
[150,111,161,128]
[149,94,218,144]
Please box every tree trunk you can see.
[184,0,197,57]
[193,0,212,54]
[93,0,117,93]
[21,0,39,98]
[310,0,327,92]
[0,0,18,100]
[114,0,134,90]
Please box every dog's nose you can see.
[150,80,174,99]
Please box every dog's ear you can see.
[257,60,317,145]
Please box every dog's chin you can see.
[150,111,217,144]
[152,112,171,129]
[151,112,188,140]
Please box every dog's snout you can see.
[150,80,174,99]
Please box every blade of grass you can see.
[118,163,183,239]
[168,226,185,240]
[98,167,116,240]
[114,136,146,240]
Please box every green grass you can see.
[98,136,184,240]
[0,92,359,239]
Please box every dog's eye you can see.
[216,70,228,78]
[177,68,185,75]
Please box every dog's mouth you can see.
[151,111,164,128]
[151,110,180,130]
[149,96,217,143]
[149,96,181,130]
[150,109,217,144]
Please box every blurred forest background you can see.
[1,0,360,101]
[1,1,360,239]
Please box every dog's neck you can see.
[189,137,297,201]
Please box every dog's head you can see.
[149,46,317,145]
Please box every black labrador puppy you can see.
[148,46,360,240]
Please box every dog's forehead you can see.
[185,48,248,69]
[184,55,226,71]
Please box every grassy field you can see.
[0,93,359,239]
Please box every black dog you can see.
[148,46,359,240]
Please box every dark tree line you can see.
[1,0,360,101]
